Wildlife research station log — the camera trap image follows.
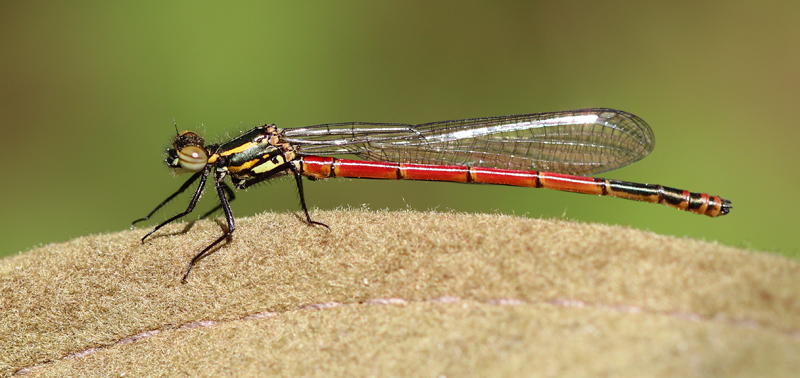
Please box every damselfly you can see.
[133,108,731,282]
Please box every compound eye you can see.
[177,146,208,172]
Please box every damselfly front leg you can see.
[131,171,203,228]
[138,166,211,243]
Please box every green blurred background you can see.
[1,1,798,259]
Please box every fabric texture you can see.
[3,210,799,377]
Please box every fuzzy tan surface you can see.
[2,210,799,377]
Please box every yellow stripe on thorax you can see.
[219,141,258,156]
[228,157,262,173]
[252,155,287,174]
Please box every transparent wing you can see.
[282,108,654,176]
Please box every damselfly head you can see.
[165,131,208,172]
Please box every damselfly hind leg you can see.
[291,163,330,229]
[234,161,330,229]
